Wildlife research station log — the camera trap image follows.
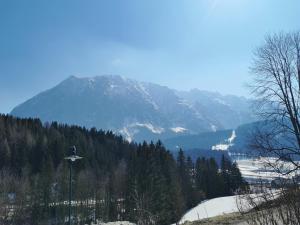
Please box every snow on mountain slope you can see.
[170,127,188,133]
[212,130,236,151]
[119,122,165,142]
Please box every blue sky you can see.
[0,0,299,113]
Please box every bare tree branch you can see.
[250,31,300,175]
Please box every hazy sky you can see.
[0,0,299,113]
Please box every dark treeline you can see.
[0,114,247,225]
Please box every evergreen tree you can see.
[176,149,196,209]
[220,154,232,195]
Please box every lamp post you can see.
[64,146,82,225]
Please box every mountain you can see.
[11,75,255,142]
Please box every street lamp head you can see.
[70,145,77,156]
[64,145,83,162]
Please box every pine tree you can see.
[220,154,231,195]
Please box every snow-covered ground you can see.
[236,157,298,182]
[237,158,280,181]
[174,192,278,224]
[91,221,135,225]
[177,196,243,224]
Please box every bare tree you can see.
[130,179,157,225]
[250,31,300,175]
[238,31,300,225]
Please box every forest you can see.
[0,114,247,225]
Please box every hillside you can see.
[0,114,246,225]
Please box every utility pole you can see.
[64,146,83,225]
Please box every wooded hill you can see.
[0,114,247,225]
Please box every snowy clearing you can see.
[236,157,299,182]
[177,196,243,224]
[175,192,278,224]
[91,221,135,225]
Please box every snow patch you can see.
[214,98,230,106]
[110,84,118,89]
[212,130,236,151]
[178,196,241,223]
[210,124,217,132]
[176,193,277,224]
[135,123,164,134]
[93,221,135,225]
[228,130,236,143]
[212,144,231,151]
[119,127,135,142]
[170,127,187,133]
[177,99,193,109]
[133,83,159,110]
[119,122,165,142]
